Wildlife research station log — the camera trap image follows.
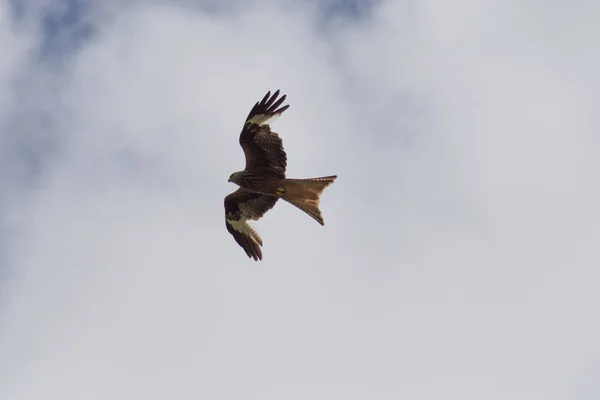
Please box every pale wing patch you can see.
[226,217,263,246]
[246,112,282,126]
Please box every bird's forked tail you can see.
[279,176,337,225]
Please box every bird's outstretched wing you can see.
[239,90,289,177]
[224,188,279,261]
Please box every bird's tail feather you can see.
[280,176,337,225]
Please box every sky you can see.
[1,0,599,398]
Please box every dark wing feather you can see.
[224,188,279,261]
[239,90,289,177]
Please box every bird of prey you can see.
[224,90,337,261]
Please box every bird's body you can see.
[224,90,337,261]
[228,171,282,196]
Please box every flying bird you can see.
[225,90,337,261]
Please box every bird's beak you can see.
[228,178,231,182]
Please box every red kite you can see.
[225,90,337,261]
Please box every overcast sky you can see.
[1,0,599,399]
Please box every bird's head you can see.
[228,171,243,185]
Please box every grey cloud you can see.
[1,1,599,399]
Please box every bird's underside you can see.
[224,90,337,261]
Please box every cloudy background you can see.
[1,0,599,398]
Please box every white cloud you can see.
[1,0,599,399]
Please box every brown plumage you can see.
[224,90,337,261]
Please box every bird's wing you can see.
[224,188,279,261]
[239,90,289,177]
